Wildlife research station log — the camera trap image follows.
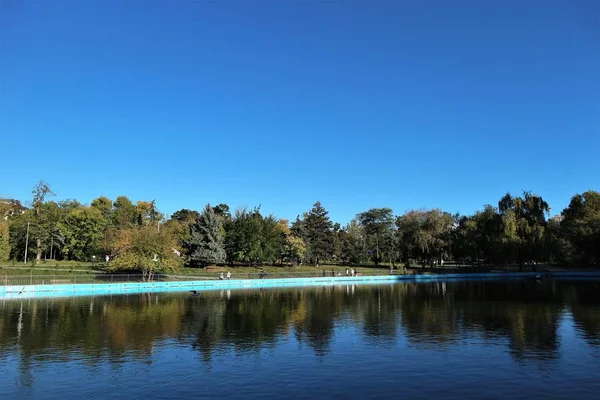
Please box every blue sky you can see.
[1,1,598,224]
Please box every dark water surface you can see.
[1,279,600,399]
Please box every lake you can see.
[1,279,599,399]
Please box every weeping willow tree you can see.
[396,209,455,267]
[498,191,550,266]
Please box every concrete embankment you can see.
[1,271,599,300]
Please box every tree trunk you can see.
[375,236,379,266]
[36,238,42,261]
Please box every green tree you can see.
[91,196,113,221]
[185,204,226,267]
[58,207,106,261]
[472,205,504,264]
[5,182,55,262]
[171,209,200,223]
[0,215,9,262]
[112,196,138,228]
[261,214,284,264]
[212,203,231,244]
[58,199,83,212]
[498,192,550,267]
[282,235,307,266]
[30,181,56,261]
[41,201,68,260]
[7,210,30,261]
[136,200,163,228]
[396,209,454,267]
[560,191,600,265]
[224,207,263,265]
[544,217,562,263]
[450,214,476,265]
[224,207,282,266]
[338,220,366,265]
[452,205,509,265]
[0,200,22,261]
[213,204,231,220]
[32,180,54,205]
[380,227,399,268]
[357,208,394,266]
[167,209,201,256]
[299,202,333,266]
[291,214,307,238]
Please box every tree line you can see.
[0,181,598,274]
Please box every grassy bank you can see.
[176,265,392,279]
[0,260,99,275]
[0,259,584,279]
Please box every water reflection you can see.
[1,280,599,369]
[566,282,600,346]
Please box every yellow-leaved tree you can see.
[105,225,182,281]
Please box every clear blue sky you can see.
[1,1,598,224]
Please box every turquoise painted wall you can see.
[1,271,599,300]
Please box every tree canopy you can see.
[185,204,226,266]
[293,202,334,266]
[1,183,599,270]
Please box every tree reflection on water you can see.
[1,280,599,370]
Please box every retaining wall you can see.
[1,271,599,300]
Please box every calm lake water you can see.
[1,279,599,399]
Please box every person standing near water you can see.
[226,271,231,280]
